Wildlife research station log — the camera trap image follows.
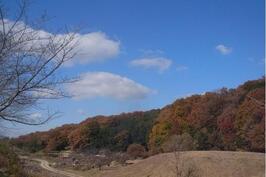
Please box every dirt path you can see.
[20,156,84,177]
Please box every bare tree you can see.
[0,0,78,125]
[172,148,200,177]
[163,134,200,177]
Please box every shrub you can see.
[0,141,27,177]
[162,133,197,152]
[127,144,146,158]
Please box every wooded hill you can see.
[13,78,265,153]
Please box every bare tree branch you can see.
[0,0,79,125]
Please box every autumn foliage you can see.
[14,110,159,153]
[13,78,265,153]
[149,78,265,152]
[127,144,146,158]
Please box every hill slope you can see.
[149,78,265,152]
[13,78,265,153]
[90,151,265,177]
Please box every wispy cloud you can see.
[139,49,164,56]
[66,72,154,100]
[215,44,232,55]
[248,57,265,65]
[130,57,172,72]
[176,65,188,71]
[77,109,86,115]
[30,113,42,119]
[248,57,255,62]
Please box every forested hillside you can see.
[149,78,265,153]
[13,78,265,153]
[14,110,160,152]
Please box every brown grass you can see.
[85,151,265,177]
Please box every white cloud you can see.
[215,44,232,55]
[66,72,154,100]
[130,57,172,72]
[176,65,188,71]
[180,92,206,99]
[30,113,42,119]
[139,49,164,55]
[2,19,120,66]
[65,32,120,66]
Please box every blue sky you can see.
[4,0,264,136]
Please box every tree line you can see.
[13,78,265,153]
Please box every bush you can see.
[162,133,197,152]
[0,141,27,177]
[126,144,146,158]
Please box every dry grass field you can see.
[85,151,265,177]
[23,151,265,177]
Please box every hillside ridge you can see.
[13,77,265,153]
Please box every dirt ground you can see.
[21,158,68,177]
[23,151,265,177]
[86,151,265,177]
